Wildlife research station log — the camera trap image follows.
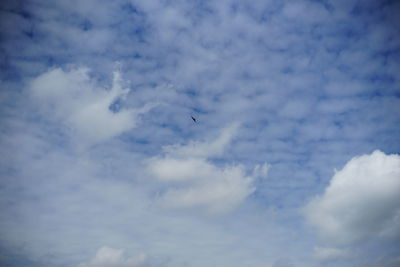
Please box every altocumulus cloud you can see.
[1,0,400,266]
[304,150,400,262]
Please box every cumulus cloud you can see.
[77,246,148,267]
[304,150,400,245]
[29,66,154,147]
[147,124,260,214]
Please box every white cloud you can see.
[304,150,400,245]
[252,162,270,179]
[162,122,240,159]
[29,66,153,147]
[156,160,254,214]
[312,246,352,262]
[78,246,148,267]
[147,124,258,215]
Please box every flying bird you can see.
[191,116,197,123]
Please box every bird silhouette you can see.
[191,116,197,123]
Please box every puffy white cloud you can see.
[147,124,259,215]
[78,246,148,267]
[29,66,154,147]
[304,150,400,245]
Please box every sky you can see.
[0,0,400,266]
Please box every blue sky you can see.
[1,0,400,266]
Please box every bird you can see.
[191,116,197,123]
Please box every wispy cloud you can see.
[147,124,258,215]
[28,66,155,149]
